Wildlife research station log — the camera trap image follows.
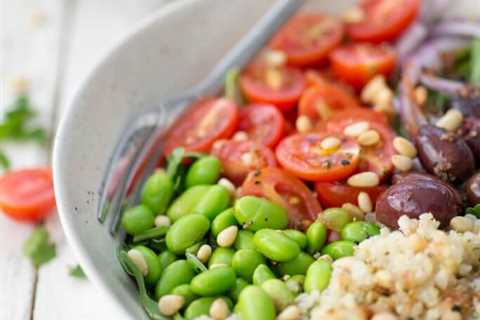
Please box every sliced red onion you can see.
[419,73,466,96]
[431,19,480,38]
[420,0,452,24]
[396,22,429,63]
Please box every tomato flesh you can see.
[315,181,387,208]
[0,168,55,222]
[270,14,344,67]
[164,98,238,155]
[240,167,321,229]
[330,43,397,88]
[347,0,420,43]
[276,132,360,181]
[211,139,277,185]
[238,104,285,148]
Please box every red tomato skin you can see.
[347,0,420,43]
[315,181,387,208]
[238,104,285,148]
[0,168,55,223]
[163,98,238,155]
[329,43,397,88]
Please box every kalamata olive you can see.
[461,117,480,163]
[451,96,480,118]
[465,172,480,205]
[415,124,475,183]
[375,173,463,228]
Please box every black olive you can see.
[461,117,480,163]
[465,172,480,205]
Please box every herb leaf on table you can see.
[69,265,87,279]
[23,226,56,268]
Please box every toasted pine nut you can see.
[127,249,148,276]
[209,298,230,319]
[450,216,474,232]
[266,68,283,90]
[217,225,238,247]
[357,192,373,213]
[277,305,302,320]
[342,203,364,220]
[218,178,236,195]
[264,49,287,67]
[342,6,365,23]
[347,172,379,187]
[414,86,428,105]
[233,131,248,141]
[296,115,313,133]
[393,137,417,158]
[158,295,184,316]
[357,130,380,147]
[361,75,386,103]
[436,109,464,132]
[320,136,341,150]
[197,244,212,263]
[154,215,171,228]
[241,152,254,166]
[391,154,412,172]
[344,121,370,137]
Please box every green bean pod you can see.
[237,285,276,320]
[322,240,355,259]
[306,221,327,255]
[155,260,195,299]
[166,214,210,254]
[276,252,315,276]
[283,229,307,249]
[252,264,276,285]
[208,247,235,268]
[121,205,155,236]
[171,284,197,305]
[211,208,237,236]
[232,249,265,282]
[234,196,288,231]
[253,229,300,262]
[261,279,295,311]
[341,221,380,242]
[190,266,236,296]
[234,230,256,250]
[192,185,231,220]
[141,169,174,214]
[304,258,332,293]
[185,156,221,188]
[184,297,232,320]
[167,185,210,222]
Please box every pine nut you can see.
[393,137,417,158]
[233,131,248,141]
[196,244,212,263]
[277,305,302,320]
[320,136,341,150]
[344,121,370,137]
[264,49,287,67]
[127,249,148,276]
[209,298,230,319]
[391,154,412,172]
[158,295,184,316]
[436,109,463,132]
[371,312,398,320]
[342,6,365,23]
[217,225,238,247]
[450,216,474,232]
[361,75,386,103]
[296,115,313,133]
[218,178,236,195]
[342,203,364,220]
[241,152,254,166]
[414,86,428,105]
[357,130,380,147]
[357,192,373,213]
[154,215,171,228]
[347,172,379,187]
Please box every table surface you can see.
[0,1,171,319]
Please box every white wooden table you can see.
[0,1,171,318]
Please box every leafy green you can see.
[132,226,169,243]
[391,114,408,138]
[23,226,56,268]
[0,151,10,170]
[470,39,480,84]
[118,250,169,320]
[69,265,87,279]
[224,68,245,105]
[426,89,448,115]
[186,252,207,273]
[166,147,204,194]
[466,204,480,218]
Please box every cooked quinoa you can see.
[296,213,480,320]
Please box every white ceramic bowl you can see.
[53,0,479,318]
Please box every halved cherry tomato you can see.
[164,98,238,155]
[240,63,306,111]
[347,0,420,43]
[276,132,360,181]
[211,140,277,185]
[326,109,395,178]
[299,75,362,126]
[315,181,387,208]
[0,168,55,222]
[238,104,285,148]
[330,43,397,88]
[270,14,344,67]
[240,167,321,230]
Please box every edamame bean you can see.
[306,221,327,255]
[166,214,210,254]
[232,249,265,282]
[283,229,307,249]
[185,156,221,188]
[155,260,195,299]
[171,284,197,305]
[158,251,177,275]
[192,185,231,220]
[234,230,256,250]
[211,208,237,236]
[276,252,314,276]
[252,264,275,285]
[322,240,355,259]
[184,297,232,320]
[141,170,174,214]
[237,285,275,320]
[132,245,161,286]
[229,278,249,301]
[341,221,380,242]
[208,247,235,268]
[319,208,352,232]
[121,205,155,236]
[304,258,332,293]
[190,266,236,296]
[234,196,288,231]
[167,186,210,222]
[261,279,295,311]
[253,229,300,262]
